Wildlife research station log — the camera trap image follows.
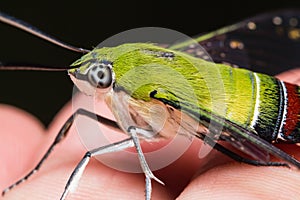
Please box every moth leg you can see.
[2,108,120,196]
[197,133,289,167]
[127,126,164,200]
[60,138,135,200]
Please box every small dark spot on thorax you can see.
[143,49,175,60]
[160,52,175,58]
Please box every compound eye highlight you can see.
[87,62,113,88]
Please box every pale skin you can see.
[1,69,300,200]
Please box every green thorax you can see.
[71,43,265,128]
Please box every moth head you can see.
[69,60,115,95]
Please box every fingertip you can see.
[0,104,45,189]
[276,68,300,85]
[177,163,300,199]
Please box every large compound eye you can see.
[87,62,113,88]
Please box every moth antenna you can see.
[0,11,91,53]
[0,63,78,71]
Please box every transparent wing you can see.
[218,129,270,163]
[170,9,300,75]
[204,117,300,168]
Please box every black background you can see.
[1,1,300,126]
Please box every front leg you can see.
[60,126,164,200]
[60,138,135,200]
[127,126,164,200]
